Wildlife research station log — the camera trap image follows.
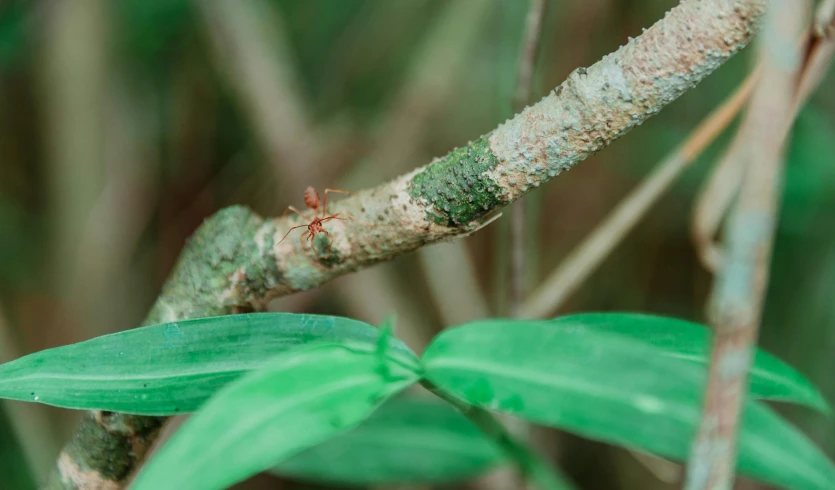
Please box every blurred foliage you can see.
[0,404,35,490]
[0,194,38,290]
[781,107,835,233]
[0,1,29,68]
[0,0,832,489]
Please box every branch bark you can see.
[45,1,767,488]
[521,66,760,318]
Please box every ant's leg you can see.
[299,230,310,251]
[282,205,312,222]
[321,230,334,254]
[321,188,352,218]
[322,212,375,226]
[308,232,321,258]
[277,224,308,245]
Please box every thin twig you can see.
[521,68,760,318]
[45,2,768,487]
[815,0,835,38]
[690,125,748,272]
[797,0,835,106]
[513,0,548,112]
[510,0,548,318]
[683,1,812,489]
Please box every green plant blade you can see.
[422,320,835,490]
[273,394,504,485]
[0,313,418,415]
[132,342,420,490]
[552,313,831,413]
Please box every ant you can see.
[277,187,367,256]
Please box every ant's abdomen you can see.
[304,186,320,210]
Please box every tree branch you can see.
[45,1,767,488]
[522,66,759,318]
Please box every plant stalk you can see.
[422,381,574,490]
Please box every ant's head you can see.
[308,218,325,233]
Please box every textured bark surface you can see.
[46,1,767,488]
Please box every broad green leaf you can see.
[273,395,504,485]
[551,313,831,414]
[132,342,420,490]
[423,320,835,490]
[0,313,418,415]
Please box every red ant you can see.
[277,187,367,256]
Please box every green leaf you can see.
[132,342,420,490]
[273,395,504,485]
[422,320,835,490]
[551,313,831,414]
[0,313,418,415]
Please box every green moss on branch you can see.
[409,137,504,226]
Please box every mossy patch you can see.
[243,229,285,298]
[147,205,266,321]
[408,137,504,226]
[64,414,163,481]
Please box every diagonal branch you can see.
[521,66,760,318]
[45,1,767,488]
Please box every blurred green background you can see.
[0,1,832,489]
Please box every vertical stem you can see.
[684,1,810,489]
[510,0,547,316]
[507,1,551,488]
[510,202,528,316]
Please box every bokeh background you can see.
[0,1,833,489]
